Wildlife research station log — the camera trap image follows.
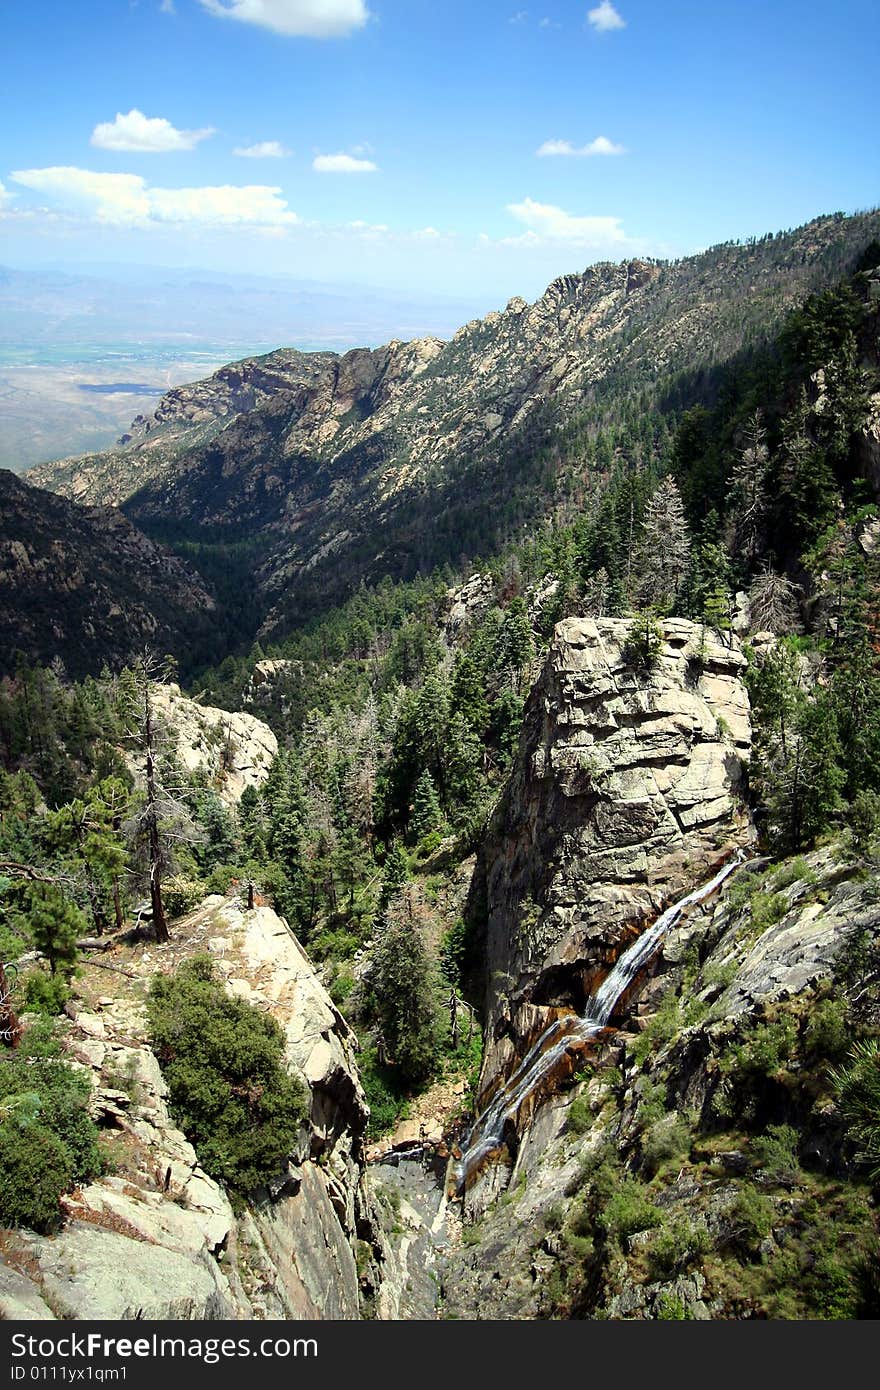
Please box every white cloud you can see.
[313,152,378,173]
[233,140,291,158]
[12,168,152,224]
[160,0,176,12]
[537,135,625,157]
[148,184,298,224]
[506,196,628,246]
[587,1,625,32]
[91,109,214,153]
[509,10,528,22]
[198,0,370,38]
[10,166,298,228]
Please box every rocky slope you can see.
[0,897,396,1320]
[0,470,216,679]
[441,845,880,1319]
[28,212,880,641]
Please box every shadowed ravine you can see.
[456,853,746,1190]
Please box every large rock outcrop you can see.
[0,897,394,1322]
[477,617,752,1093]
[148,683,277,806]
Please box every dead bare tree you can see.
[119,651,198,945]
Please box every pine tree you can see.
[378,841,409,913]
[582,566,611,618]
[776,388,840,552]
[408,770,442,845]
[444,713,485,821]
[726,409,770,568]
[45,780,128,935]
[27,884,85,978]
[366,887,446,1086]
[748,566,800,635]
[767,700,846,851]
[123,653,193,943]
[266,754,307,926]
[634,476,691,609]
[449,652,490,736]
[496,598,534,683]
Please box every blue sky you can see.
[1,0,878,307]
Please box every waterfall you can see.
[455,852,745,1189]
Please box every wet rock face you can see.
[478,617,752,1089]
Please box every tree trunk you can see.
[144,688,169,944]
[112,876,124,932]
[0,961,22,1049]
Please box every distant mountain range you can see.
[21,209,880,666]
[0,265,483,471]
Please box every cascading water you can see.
[456,852,745,1189]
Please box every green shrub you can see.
[808,1253,863,1319]
[656,1292,692,1319]
[646,1216,710,1278]
[641,1113,692,1177]
[732,1015,798,1077]
[701,957,738,992]
[0,1120,74,1232]
[544,1201,566,1231]
[803,997,849,1063]
[161,876,205,919]
[848,789,880,856]
[359,1048,409,1138]
[414,830,444,859]
[831,1039,880,1179]
[567,1095,591,1136]
[751,1124,800,1181]
[309,927,360,961]
[631,994,683,1065]
[328,969,356,1007]
[599,1176,663,1241]
[0,1021,103,1230]
[623,612,664,671]
[741,890,788,945]
[147,955,308,1198]
[23,968,71,1015]
[727,1185,774,1258]
[772,856,817,891]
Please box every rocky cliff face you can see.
[0,897,395,1321]
[475,617,752,1099]
[28,213,880,642]
[0,470,215,679]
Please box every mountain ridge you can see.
[9,208,880,673]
